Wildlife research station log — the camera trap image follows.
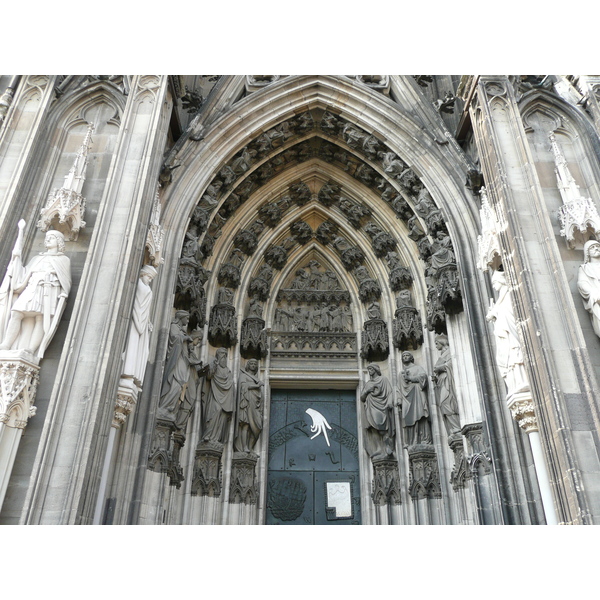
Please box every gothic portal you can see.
[2,75,600,524]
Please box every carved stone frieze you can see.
[372,458,401,505]
[407,444,441,500]
[271,332,356,358]
[276,289,351,305]
[229,452,259,504]
[191,441,223,497]
[0,353,39,429]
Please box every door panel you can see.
[266,389,361,525]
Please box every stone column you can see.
[21,76,172,524]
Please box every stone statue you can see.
[429,230,456,273]
[202,347,234,444]
[360,363,395,459]
[0,223,71,358]
[367,301,381,320]
[157,310,203,420]
[486,270,530,397]
[233,359,264,453]
[175,326,206,431]
[578,240,600,338]
[398,351,432,446]
[432,334,461,436]
[122,265,157,387]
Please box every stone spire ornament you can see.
[549,131,600,248]
[37,122,95,241]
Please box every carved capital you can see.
[507,392,538,434]
[0,352,40,429]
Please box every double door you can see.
[266,389,361,525]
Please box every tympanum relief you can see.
[271,261,356,358]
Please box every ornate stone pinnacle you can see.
[37,122,95,241]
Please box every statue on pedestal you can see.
[486,270,530,397]
[157,311,203,420]
[122,265,157,388]
[202,347,234,445]
[398,351,432,446]
[432,334,461,436]
[360,363,395,459]
[0,222,71,358]
[234,359,264,452]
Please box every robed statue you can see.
[201,347,234,445]
[122,265,157,388]
[432,334,461,436]
[233,358,264,452]
[0,221,71,358]
[398,351,432,446]
[578,239,600,339]
[360,363,395,459]
[157,310,203,421]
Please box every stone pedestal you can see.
[371,458,401,505]
[229,451,259,504]
[191,441,223,497]
[0,351,40,510]
[407,444,441,500]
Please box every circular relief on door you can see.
[267,476,307,521]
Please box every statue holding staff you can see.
[0,221,71,358]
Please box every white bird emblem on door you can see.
[305,408,332,447]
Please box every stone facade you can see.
[1,75,600,525]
